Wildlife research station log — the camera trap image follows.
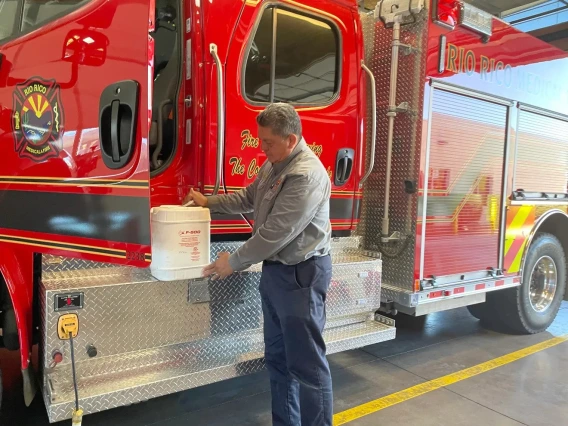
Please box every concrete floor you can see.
[1,302,567,426]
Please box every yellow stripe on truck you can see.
[504,205,532,255]
[509,238,529,274]
[503,205,535,273]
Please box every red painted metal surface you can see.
[415,5,568,280]
[0,247,34,370]
[353,7,367,205]
[0,0,154,370]
[147,0,363,233]
[428,13,568,116]
[0,0,153,267]
[0,0,362,373]
[201,0,362,233]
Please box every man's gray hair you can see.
[256,103,302,139]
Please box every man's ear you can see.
[288,133,299,148]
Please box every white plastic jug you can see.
[149,205,211,281]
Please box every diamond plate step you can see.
[237,314,396,363]
[44,314,394,423]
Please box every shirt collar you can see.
[272,137,307,174]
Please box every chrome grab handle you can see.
[359,61,377,188]
[210,43,225,196]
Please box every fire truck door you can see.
[0,0,154,267]
[222,0,361,232]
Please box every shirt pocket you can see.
[263,182,282,202]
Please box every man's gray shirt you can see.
[207,138,331,272]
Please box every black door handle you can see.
[99,80,139,169]
[334,148,354,187]
[110,100,120,162]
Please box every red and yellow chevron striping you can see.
[503,205,535,274]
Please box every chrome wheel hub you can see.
[529,255,557,313]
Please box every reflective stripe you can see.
[504,205,535,273]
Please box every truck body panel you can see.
[0,0,567,422]
[357,2,568,313]
[0,0,154,267]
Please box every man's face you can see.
[258,125,298,164]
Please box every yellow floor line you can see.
[333,334,568,425]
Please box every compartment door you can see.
[420,86,509,278]
[0,0,154,266]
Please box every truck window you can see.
[21,0,88,31]
[244,7,339,105]
[244,8,273,103]
[0,0,19,41]
[0,0,88,42]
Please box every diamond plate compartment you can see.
[357,10,429,291]
[40,239,393,422]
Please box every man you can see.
[184,103,333,426]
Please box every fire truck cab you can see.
[0,0,567,422]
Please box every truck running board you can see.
[39,238,395,422]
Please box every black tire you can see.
[466,292,501,326]
[384,311,427,329]
[492,233,567,334]
[466,302,490,320]
[1,309,19,351]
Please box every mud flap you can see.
[23,366,37,407]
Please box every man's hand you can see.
[183,188,208,207]
[203,252,234,280]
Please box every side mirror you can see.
[62,30,108,67]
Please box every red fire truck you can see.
[0,0,567,422]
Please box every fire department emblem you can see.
[11,77,65,162]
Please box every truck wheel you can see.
[495,233,567,334]
[1,309,19,351]
[466,293,500,325]
[466,301,491,321]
